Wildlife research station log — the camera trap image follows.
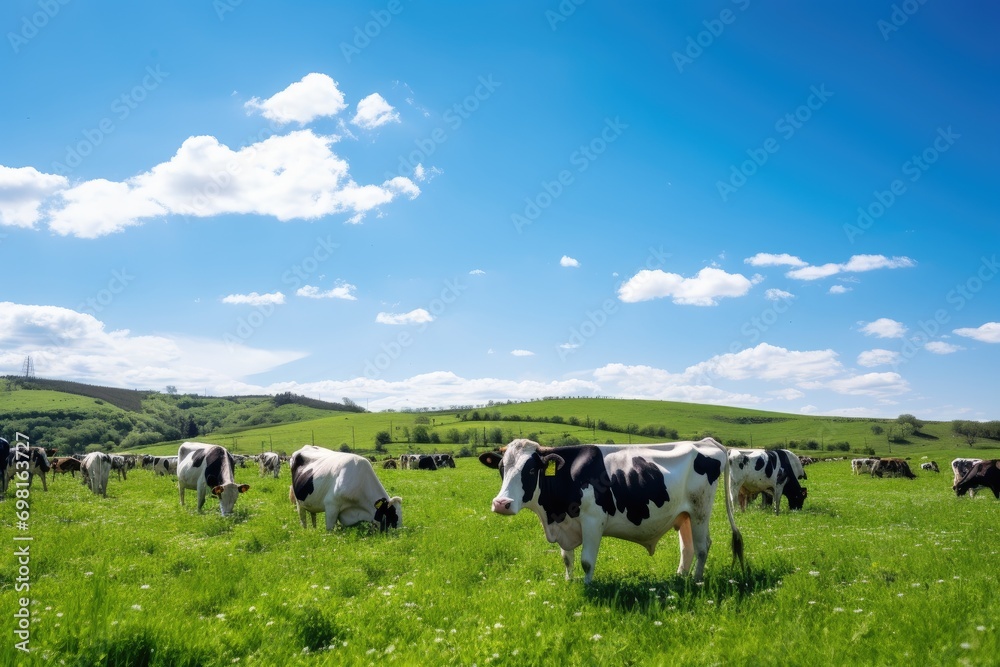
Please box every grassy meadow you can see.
[2,448,998,666]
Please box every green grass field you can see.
[2,448,997,666]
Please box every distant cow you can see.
[110,455,129,481]
[480,438,744,583]
[289,445,402,531]
[433,453,456,469]
[416,455,438,470]
[152,456,178,476]
[382,460,398,469]
[233,454,249,468]
[871,458,915,479]
[798,456,817,466]
[954,460,1000,499]
[81,452,112,497]
[951,458,984,497]
[852,458,878,475]
[728,449,807,514]
[920,461,940,473]
[177,442,249,515]
[51,457,83,478]
[5,446,51,492]
[259,452,281,478]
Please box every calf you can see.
[80,452,111,497]
[871,458,915,479]
[920,461,940,473]
[480,438,744,583]
[259,451,281,478]
[289,445,402,531]
[954,460,1000,498]
[951,458,983,497]
[177,442,249,515]
[728,449,807,514]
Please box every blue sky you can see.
[1,1,997,418]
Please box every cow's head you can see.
[786,485,808,510]
[212,483,250,516]
[479,439,565,515]
[374,496,403,531]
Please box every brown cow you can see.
[51,457,83,478]
[954,460,1000,498]
[871,458,915,479]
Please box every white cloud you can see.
[799,405,818,414]
[351,93,399,129]
[296,283,357,301]
[685,343,842,383]
[769,388,805,400]
[861,318,907,339]
[953,322,1000,343]
[558,343,580,351]
[0,165,68,228]
[375,309,434,325]
[744,253,807,268]
[829,285,851,294]
[469,269,486,276]
[764,288,794,301]
[857,349,900,367]
[560,255,580,268]
[617,267,753,306]
[511,349,535,357]
[925,341,960,354]
[592,363,766,406]
[222,291,286,306]
[787,255,915,281]
[244,73,347,125]
[826,372,909,397]
[40,130,419,237]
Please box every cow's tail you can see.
[713,440,745,570]
[288,484,296,505]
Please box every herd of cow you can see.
[1,435,997,584]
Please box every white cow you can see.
[177,443,249,515]
[289,445,402,531]
[259,451,281,478]
[81,452,111,497]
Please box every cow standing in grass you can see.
[81,452,111,497]
[954,460,1000,498]
[177,442,249,516]
[259,451,281,478]
[951,458,983,497]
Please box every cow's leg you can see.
[296,503,308,529]
[196,486,207,512]
[690,516,712,581]
[179,481,185,506]
[675,513,694,575]
[324,502,340,531]
[580,521,603,584]
[40,472,48,491]
[310,512,317,528]
[772,484,784,515]
[560,548,575,581]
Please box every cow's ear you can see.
[540,453,566,474]
[479,452,502,469]
[801,487,808,497]
[212,485,223,497]
[238,484,250,493]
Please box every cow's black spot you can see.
[764,451,777,479]
[190,448,207,469]
[609,456,670,526]
[535,446,615,524]
[203,447,227,488]
[291,453,315,502]
[693,452,721,486]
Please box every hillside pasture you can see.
[2,449,997,665]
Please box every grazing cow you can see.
[233,454,248,468]
[288,445,402,531]
[480,438,744,583]
[920,461,940,473]
[80,452,111,497]
[871,458,915,479]
[433,453,456,469]
[152,456,178,476]
[728,449,807,514]
[951,458,984,498]
[852,458,879,475]
[954,460,1000,498]
[51,457,83,478]
[259,452,281,478]
[398,454,417,470]
[121,454,137,470]
[0,438,9,497]
[177,442,249,515]
[798,456,817,467]
[382,460,398,469]
[5,447,51,492]
[110,455,129,481]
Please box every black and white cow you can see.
[433,453,456,469]
[152,456,178,476]
[920,461,940,473]
[289,445,402,531]
[4,446,51,492]
[479,438,744,584]
[852,458,878,475]
[728,449,807,514]
[951,458,983,497]
[259,451,281,478]
[110,455,128,481]
[954,459,1000,499]
[177,442,249,515]
[80,451,111,497]
[871,458,915,479]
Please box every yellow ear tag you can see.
[375,499,385,509]
[545,460,557,476]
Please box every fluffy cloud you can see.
[296,283,357,300]
[375,309,434,325]
[764,288,794,301]
[0,165,68,228]
[953,322,1000,343]
[244,73,347,125]
[560,256,580,268]
[510,349,535,357]
[857,349,900,367]
[469,269,486,276]
[222,291,286,306]
[861,318,907,339]
[593,363,766,406]
[744,253,807,268]
[351,93,399,129]
[925,341,960,354]
[618,267,753,306]
[825,372,909,397]
[787,255,915,281]
[829,285,851,294]
[684,343,842,383]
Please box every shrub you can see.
[374,431,391,447]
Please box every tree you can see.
[184,416,199,439]
[374,431,391,448]
[897,414,924,435]
[165,385,178,395]
[870,425,884,438]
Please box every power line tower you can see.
[21,355,35,380]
